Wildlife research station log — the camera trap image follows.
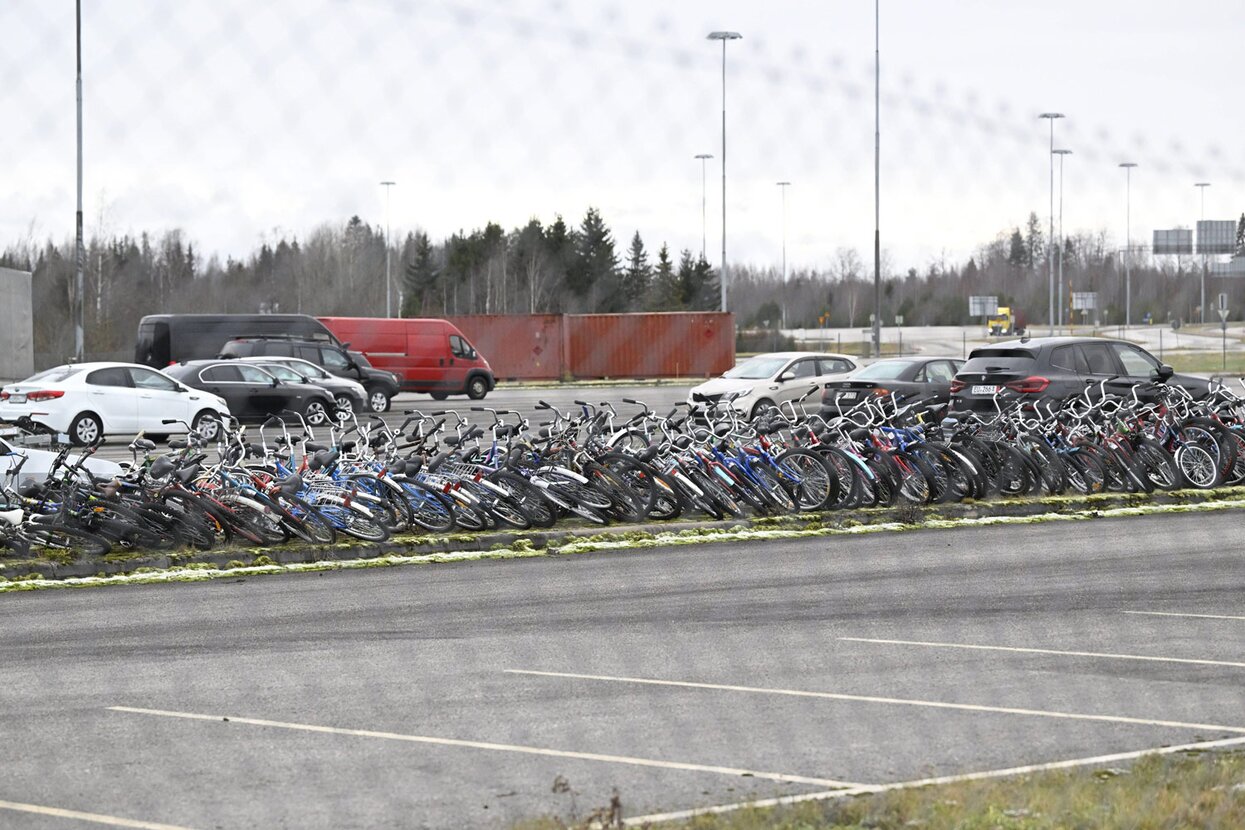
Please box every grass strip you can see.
[516,748,1245,829]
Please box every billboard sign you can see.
[1153,228,1193,255]
[1071,292,1098,311]
[1197,220,1238,255]
[968,295,998,317]
[1210,258,1245,277]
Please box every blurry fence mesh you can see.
[3,0,1244,366]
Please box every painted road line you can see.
[107,706,859,789]
[505,669,1245,734]
[1122,610,1245,622]
[0,799,193,830]
[839,636,1245,669]
[624,733,1245,826]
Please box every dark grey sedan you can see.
[820,356,964,417]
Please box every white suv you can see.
[688,352,857,420]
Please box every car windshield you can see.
[855,360,917,380]
[21,366,82,384]
[723,357,788,380]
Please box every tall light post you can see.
[1119,162,1138,328]
[777,180,791,328]
[872,0,881,357]
[380,180,395,317]
[695,153,713,259]
[708,30,741,314]
[1195,181,1210,324]
[74,0,85,361]
[1053,148,1072,333]
[1039,113,1065,336]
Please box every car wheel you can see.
[192,410,222,442]
[69,412,103,447]
[466,375,489,400]
[304,399,330,425]
[430,392,449,401]
[750,399,777,420]
[334,395,355,421]
[368,387,391,413]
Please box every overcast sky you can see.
[3,0,1242,273]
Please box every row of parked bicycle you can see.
[3,374,1244,559]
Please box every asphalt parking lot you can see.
[0,510,1241,828]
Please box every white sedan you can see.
[688,351,858,420]
[0,362,231,446]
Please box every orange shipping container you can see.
[445,315,564,380]
[567,312,733,379]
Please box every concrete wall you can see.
[0,267,35,382]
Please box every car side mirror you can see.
[1152,364,1174,382]
[779,371,795,382]
[271,378,280,388]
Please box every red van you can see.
[318,317,496,400]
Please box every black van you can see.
[135,314,341,368]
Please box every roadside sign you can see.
[1218,308,1230,323]
[894,314,904,326]
[1219,293,1229,312]
[1071,292,1098,311]
[968,295,998,317]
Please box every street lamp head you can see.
[1118,162,1137,169]
[1052,148,1072,156]
[1195,181,1211,187]
[1038,112,1065,120]
[776,181,791,186]
[380,180,396,186]
[707,31,742,40]
[695,153,713,160]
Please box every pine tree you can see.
[1007,228,1026,267]
[1024,212,1044,270]
[401,231,437,317]
[622,231,651,310]
[1236,213,1245,256]
[568,207,620,311]
[650,243,677,310]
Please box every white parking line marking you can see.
[108,706,859,789]
[0,799,193,830]
[839,636,1245,668]
[1122,610,1245,622]
[505,669,1245,734]
[624,734,1245,826]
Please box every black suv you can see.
[951,337,1209,413]
[219,337,400,413]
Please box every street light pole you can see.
[1039,113,1065,336]
[1053,149,1072,333]
[1119,162,1137,328]
[695,153,713,260]
[74,0,85,361]
[777,181,790,328]
[380,180,395,317]
[872,0,881,357]
[707,31,741,314]
[1195,181,1210,324]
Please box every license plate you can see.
[971,385,997,395]
[835,391,858,400]
[8,394,26,404]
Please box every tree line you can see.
[2,208,1242,365]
